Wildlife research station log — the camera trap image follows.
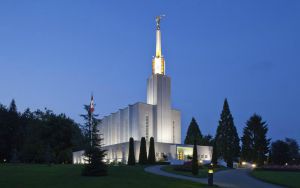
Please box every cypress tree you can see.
[211,140,218,165]
[192,140,199,175]
[128,137,136,165]
[139,137,148,164]
[148,137,156,164]
[241,114,270,166]
[214,99,240,168]
[184,118,203,145]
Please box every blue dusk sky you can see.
[0,1,299,143]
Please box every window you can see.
[145,116,149,141]
[178,151,184,160]
[172,121,175,143]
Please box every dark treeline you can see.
[184,98,300,167]
[0,99,86,163]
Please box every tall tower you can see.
[152,15,165,75]
[147,16,172,143]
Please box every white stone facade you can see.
[99,73,181,146]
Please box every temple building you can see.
[73,16,212,164]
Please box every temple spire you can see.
[155,15,163,57]
[152,15,165,75]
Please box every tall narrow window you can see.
[172,121,175,143]
[146,115,149,141]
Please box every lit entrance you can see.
[176,146,193,160]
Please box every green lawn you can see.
[251,170,300,188]
[0,164,211,188]
[162,165,227,178]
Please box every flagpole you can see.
[89,94,95,147]
[90,96,92,147]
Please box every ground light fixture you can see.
[208,166,214,186]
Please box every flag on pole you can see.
[89,95,94,113]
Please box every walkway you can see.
[144,165,284,188]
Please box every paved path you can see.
[144,165,284,188]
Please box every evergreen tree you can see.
[192,140,199,175]
[128,137,136,165]
[214,99,240,168]
[9,99,17,113]
[184,118,203,145]
[81,103,107,176]
[138,137,147,164]
[8,99,23,162]
[241,114,270,166]
[148,137,156,164]
[211,140,218,165]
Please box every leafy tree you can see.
[184,118,203,145]
[0,101,85,164]
[138,137,147,164]
[285,138,299,164]
[214,99,240,168]
[148,137,156,164]
[241,114,270,166]
[192,140,198,175]
[270,140,290,165]
[128,137,136,165]
[0,104,10,162]
[81,104,107,176]
[202,134,214,146]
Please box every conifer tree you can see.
[241,114,270,166]
[128,137,136,165]
[81,104,107,176]
[8,99,22,162]
[214,99,240,168]
[184,118,203,145]
[139,137,148,164]
[192,140,199,175]
[212,140,218,165]
[148,137,156,164]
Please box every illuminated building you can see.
[73,16,212,164]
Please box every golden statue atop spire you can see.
[155,15,165,30]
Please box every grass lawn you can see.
[251,170,300,188]
[0,164,212,188]
[162,165,227,178]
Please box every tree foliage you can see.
[285,138,299,164]
[127,137,136,165]
[241,114,270,166]
[184,118,203,145]
[81,104,107,176]
[202,134,214,146]
[0,100,85,163]
[270,138,300,165]
[214,99,240,168]
[270,140,290,165]
[148,137,156,164]
[192,140,198,175]
[138,137,147,164]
